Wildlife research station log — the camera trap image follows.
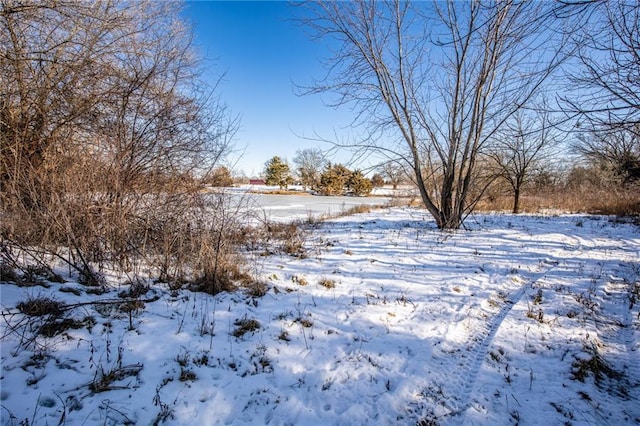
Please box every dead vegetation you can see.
[89,363,144,394]
[16,297,66,317]
[475,185,640,216]
[3,294,162,352]
[570,342,627,398]
[232,318,261,338]
[0,1,241,295]
[244,220,310,259]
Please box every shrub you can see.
[17,297,66,317]
[232,318,261,338]
[571,346,622,385]
[206,166,234,187]
[318,277,336,289]
[0,1,239,292]
[247,221,309,258]
[371,173,385,188]
[317,164,352,195]
[348,170,373,196]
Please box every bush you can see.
[206,166,234,187]
[317,164,352,195]
[245,220,309,259]
[348,170,373,196]
[17,297,66,317]
[371,173,385,188]
[475,181,640,216]
[232,318,261,338]
[0,1,240,293]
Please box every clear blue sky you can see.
[182,1,355,178]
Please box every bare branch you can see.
[298,0,566,228]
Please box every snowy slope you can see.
[1,207,638,425]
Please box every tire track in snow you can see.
[428,259,559,423]
[433,226,605,422]
[594,269,640,410]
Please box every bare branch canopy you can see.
[299,0,568,229]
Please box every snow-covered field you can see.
[1,207,639,425]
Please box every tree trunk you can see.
[512,188,521,214]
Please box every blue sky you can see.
[182,1,355,177]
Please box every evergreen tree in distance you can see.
[264,156,293,189]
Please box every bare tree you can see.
[563,1,640,129]
[300,0,566,229]
[574,124,640,184]
[293,148,327,190]
[380,161,408,190]
[487,109,561,213]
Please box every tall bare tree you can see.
[301,0,566,229]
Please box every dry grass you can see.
[248,221,309,258]
[17,297,66,317]
[342,204,374,215]
[295,316,314,328]
[89,364,143,393]
[249,189,311,196]
[475,186,640,216]
[571,343,623,388]
[245,280,269,298]
[232,318,261,338]
[38,316,96,337]
[318,277,336,289]
[291,275,308,286]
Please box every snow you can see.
[226,186,405,222]
[1,207,639,425]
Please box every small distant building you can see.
[249,179,265,185]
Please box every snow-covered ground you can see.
[1,207,639,425]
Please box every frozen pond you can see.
[224,187,402,222]
[250,193,393,221]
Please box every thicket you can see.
[476,163,640,217]
[0,1,244,293]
